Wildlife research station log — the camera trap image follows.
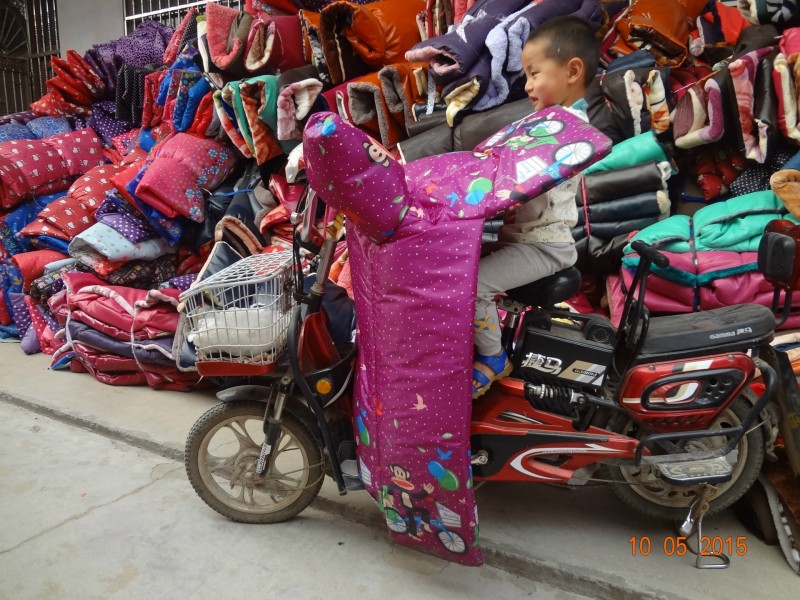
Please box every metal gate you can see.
[0,0,59,116]
[124,0,243,33]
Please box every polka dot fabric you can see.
[89,101,133,147]
[24,295,55,355]
[0,111,36,127]
[303,108,612,567]
[115,20,173,68]
[163,8,199,65]
[94,194,157,244]
[8,292,32,340]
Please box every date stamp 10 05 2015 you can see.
[629,536,748,557]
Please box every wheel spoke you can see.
[224,418,260,451]
[270,434,299,459]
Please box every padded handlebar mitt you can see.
[304,114,410,243]
[206,3,254,78]
[319,0,426,85]
[245,13,306,74]
[304,109,610,566]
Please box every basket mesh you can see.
[179,252,293,366]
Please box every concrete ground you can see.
[0,402,587,600]
[0,344,797,599]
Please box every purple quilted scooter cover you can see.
[304,107,611,566]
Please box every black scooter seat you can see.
[505,266,582,308]
[640,304,775,356]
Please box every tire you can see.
[602,394,765,521]
[185,401,324,524]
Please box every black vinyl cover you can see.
[576,191,664,226]
[584,217,660,240]
[754,48,779,160]
[398,98,533,162]
[640,304,775,356]
[574,234,628,275]
[578,161,664,205]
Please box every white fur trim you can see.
[675,87,708,149]
[655,190,670,215]
[623,70,644,137]
[293,79,324,120]
[348,81,394,147]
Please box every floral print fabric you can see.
[135,134,236,222]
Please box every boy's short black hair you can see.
[526,16,600,87]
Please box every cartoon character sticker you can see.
[502,119,565,150]
[364,140,391,167]
[384,464,435,538]
[379,464,468,554]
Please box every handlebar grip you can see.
[631,240,670,268]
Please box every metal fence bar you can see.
[0,56,30,116]
[26,0,59,106]
[0,1,60,115]
[123,0,243,34]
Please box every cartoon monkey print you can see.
[363,140,391,167]
[386,464,434,538]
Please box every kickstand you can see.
[677,484,730,569]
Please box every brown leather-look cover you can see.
[320,0,425,85]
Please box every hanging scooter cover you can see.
[303,108,611,566]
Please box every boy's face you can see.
[521,39,584,112]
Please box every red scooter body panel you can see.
[617,353,755,432]
[471,378,637,483]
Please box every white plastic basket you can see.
[179,252,293,374]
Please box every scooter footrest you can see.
[341,459,365,491]
[653,457,734,486]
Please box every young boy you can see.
[472,16,600,398]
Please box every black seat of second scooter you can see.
[639,304,776,357]
[505,266,582,308]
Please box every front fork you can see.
[256,375,293,476]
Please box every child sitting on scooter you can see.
[472,16,600,398]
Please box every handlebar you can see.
[631,240,670,269]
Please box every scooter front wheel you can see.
[186,401,324,524]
